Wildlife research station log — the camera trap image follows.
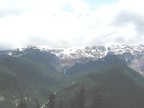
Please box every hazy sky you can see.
[0,0,144,49]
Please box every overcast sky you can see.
[0,0,144,49]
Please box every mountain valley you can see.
[0,45,144,108]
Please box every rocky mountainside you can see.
[0,44,144,74]
[49,44,144,75]
[50,44,144,71]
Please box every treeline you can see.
[18,86,103,108]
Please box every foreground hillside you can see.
[56,55,144,108]
[0,48,71,108]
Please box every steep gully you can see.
[41,70,74,108]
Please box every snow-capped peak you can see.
[0,44,144,75]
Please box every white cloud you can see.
[0,0,144,49]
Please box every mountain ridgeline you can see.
[0,46,144,108]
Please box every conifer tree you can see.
[91,88,102,108]
[74,86,85,108]
[46,93,56,108]
[34,98,40,108]
[57,100,63,108]
[18,98,27,108]
[71,98,76,108]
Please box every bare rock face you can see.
[50,44,144,75]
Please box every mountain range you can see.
[0,44,144,108]
[1,44,144,75]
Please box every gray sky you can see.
[0,0,144,49]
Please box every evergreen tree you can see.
[57,100,63,108]
[34,98,40,108]
[71,98,76,108]
[46,93,56,108]
[18,98,27,108]
[74,86,85,108]
[91,88,102,108]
